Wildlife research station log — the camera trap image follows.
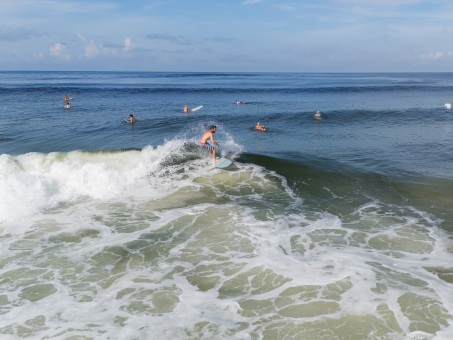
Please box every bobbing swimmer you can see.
[255,122,266,131]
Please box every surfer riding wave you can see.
[200,125,220,161]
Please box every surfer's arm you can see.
[210,135,219,147]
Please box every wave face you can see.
[1,72,453,338]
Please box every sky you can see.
[1,0,453,72]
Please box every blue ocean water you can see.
[1,72,452,176]
[1,72,453,339]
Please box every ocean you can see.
[0,71,452,339]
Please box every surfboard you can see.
[121,117,130,123]
[215,157,233,169]
[191,105,203,112]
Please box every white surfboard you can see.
[215,157,233,169]
[122,117,130,123]
[191,105,203,112]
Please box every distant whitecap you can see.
[445,103,451,109]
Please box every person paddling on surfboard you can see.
[129,114,137,123]
[200,125,220,162]
[184,104,189,113]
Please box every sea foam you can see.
[0,143,182,225]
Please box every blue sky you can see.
[1,0,452,72]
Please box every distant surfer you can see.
[236,100,249,104]
[184,104,189,113]
[200,125,220,162]
[64,102,71,109]
[63,94,72,101]
[129,114,137,123]
[255,122,266,131]
[314,110,321,119]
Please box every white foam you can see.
[0,140,200,225]
[1,148,453,339]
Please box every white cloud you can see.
[244,0,264,4]
[84,39,99,58]
[49,42,71,61]
[420,51,445,61]
[49,42,62,55]
[124,37,135,52]
[77,32,120,58]
[77,32,99,57]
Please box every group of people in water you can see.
[63,93,137,125]
[62,94,319,162]
[192,102,323,161]
[199,108,322,162]
[184,102,268,132]
[63,94,72,109]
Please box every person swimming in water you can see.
[129,114,137,123]
[255,122,266,131]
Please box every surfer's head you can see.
[210,125,217,133]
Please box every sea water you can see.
[1,72,453,339]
